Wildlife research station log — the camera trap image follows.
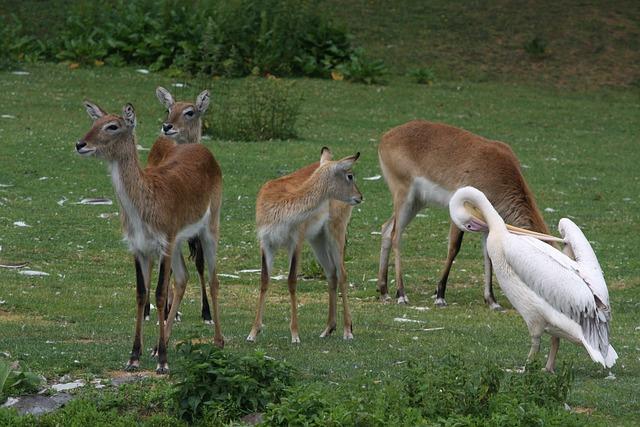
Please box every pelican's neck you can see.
[474,194,507,233]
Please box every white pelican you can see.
[449,186,617,371]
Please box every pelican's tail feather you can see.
[604,345,618,368]
[582,339,606,367]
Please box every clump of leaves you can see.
[171,342,295,423]
[524,36,548,59]
[0,14,45,70]
[409,67,436,85]
[0,360,44,403]
[336,51,388,85]
[205,77,302,141]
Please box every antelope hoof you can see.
[291,336,301,344]
[246,335,256,343]
[380,293,391,303]
[214,337,225,349]
[175,312,182,323]
[144,315,150,321]
[397,295,409,304]
[156,363,169,375]
[124,360,140,372]
[204,319,214,325]
[434,298,447,307]
[150,347,158,359]
[343,330,354,340]
[319,326,336,338]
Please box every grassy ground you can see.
[0,64,638,423]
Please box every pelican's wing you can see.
[501,234,613,364]
[558,218,610,309]
[501,234,594,322]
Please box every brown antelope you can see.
[247,147,362,344]
[75,101,223,374]
[377,119,549,309]
[141,86,213,324]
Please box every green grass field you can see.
[0,63,638,424]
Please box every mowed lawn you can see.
[0,64,638,423]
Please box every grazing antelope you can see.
[142,86,213,324]
[247,147,362,344]
[377,119,549,308]
[75,101,223,374]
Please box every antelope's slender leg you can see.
[201,220,223,348]
[155,254,171,374]
[392,193,421,304]
[481,234,502,310]
[126,255,151,371]
[287,243,302,344]
[377,215,394,301]
[434,222,464,307]
[247,246,274,342]
[164,252,189,342]
[191,237,212,324]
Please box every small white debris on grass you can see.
[635,326,640,331]
[271,274,286,281]
[0,300,5,305]
[416,213,428,218]
[393,317,426,324]
[0,262,28,269]
[1,114,16,119]
[172,82,187,88]
[363,175,381,181]
[544,207,556,213]
[136,69,150,74]
[238,269,261,274]
[605,372,616,380]
[11,71,29,75]
[2,397,19,407]
[410,306,430,311]
[370,231,382,235]
[38,176,49,181]
[218,273,240,279]
[136,144,149,151]
[57,197,68,206]
[0,183,13,187]
[19,270,49,277]
[76,198,113,205]
[420,327,445,332]
[51,380,85,392]
[13,221,30,227]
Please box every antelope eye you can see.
[106,124,118,131]
[346,173,354,181]
[184,110,195,118]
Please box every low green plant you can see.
[409,67,436,85]
[206,77,302,141]
[171,342,295,423]
[336,51,388,85]
[524,36,548,58]
[0,14,45,70]
[0,360,44,403]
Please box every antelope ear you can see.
[122,103,137,129]
[336,152,360,170]
[84,100,106,121]
[156,86,175,110]
[196,90,210,114]
[320,146,333,165]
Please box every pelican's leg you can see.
[526,335,541,363]
[545,336,560,373]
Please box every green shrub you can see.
[5,0,376,80]
[170,342,295,423]
[409,67,436,85]
[205,77,302,141]
[0,15,46,70]
[0,360,44,403]
[336,50,388,85]
[524,36,548,59]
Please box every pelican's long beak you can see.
[463,201,564,243]
[505,224,565,243]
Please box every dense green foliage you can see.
[0,360,43,404]
[261,357,587,426]
[0,0,386,83]
[171,343,294,422]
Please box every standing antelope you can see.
[377,119,549,308]
[142,87,213,324]
[75,101,223,374]
[247,147,362,344]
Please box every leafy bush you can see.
[409,67,436,85]
[3,0,380,80]
[336,50,388,85]
[0,15,46,70]
[205,77,302,141]
[170,342,294,423]
[0,360,44,403]
[524,36,548,59]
